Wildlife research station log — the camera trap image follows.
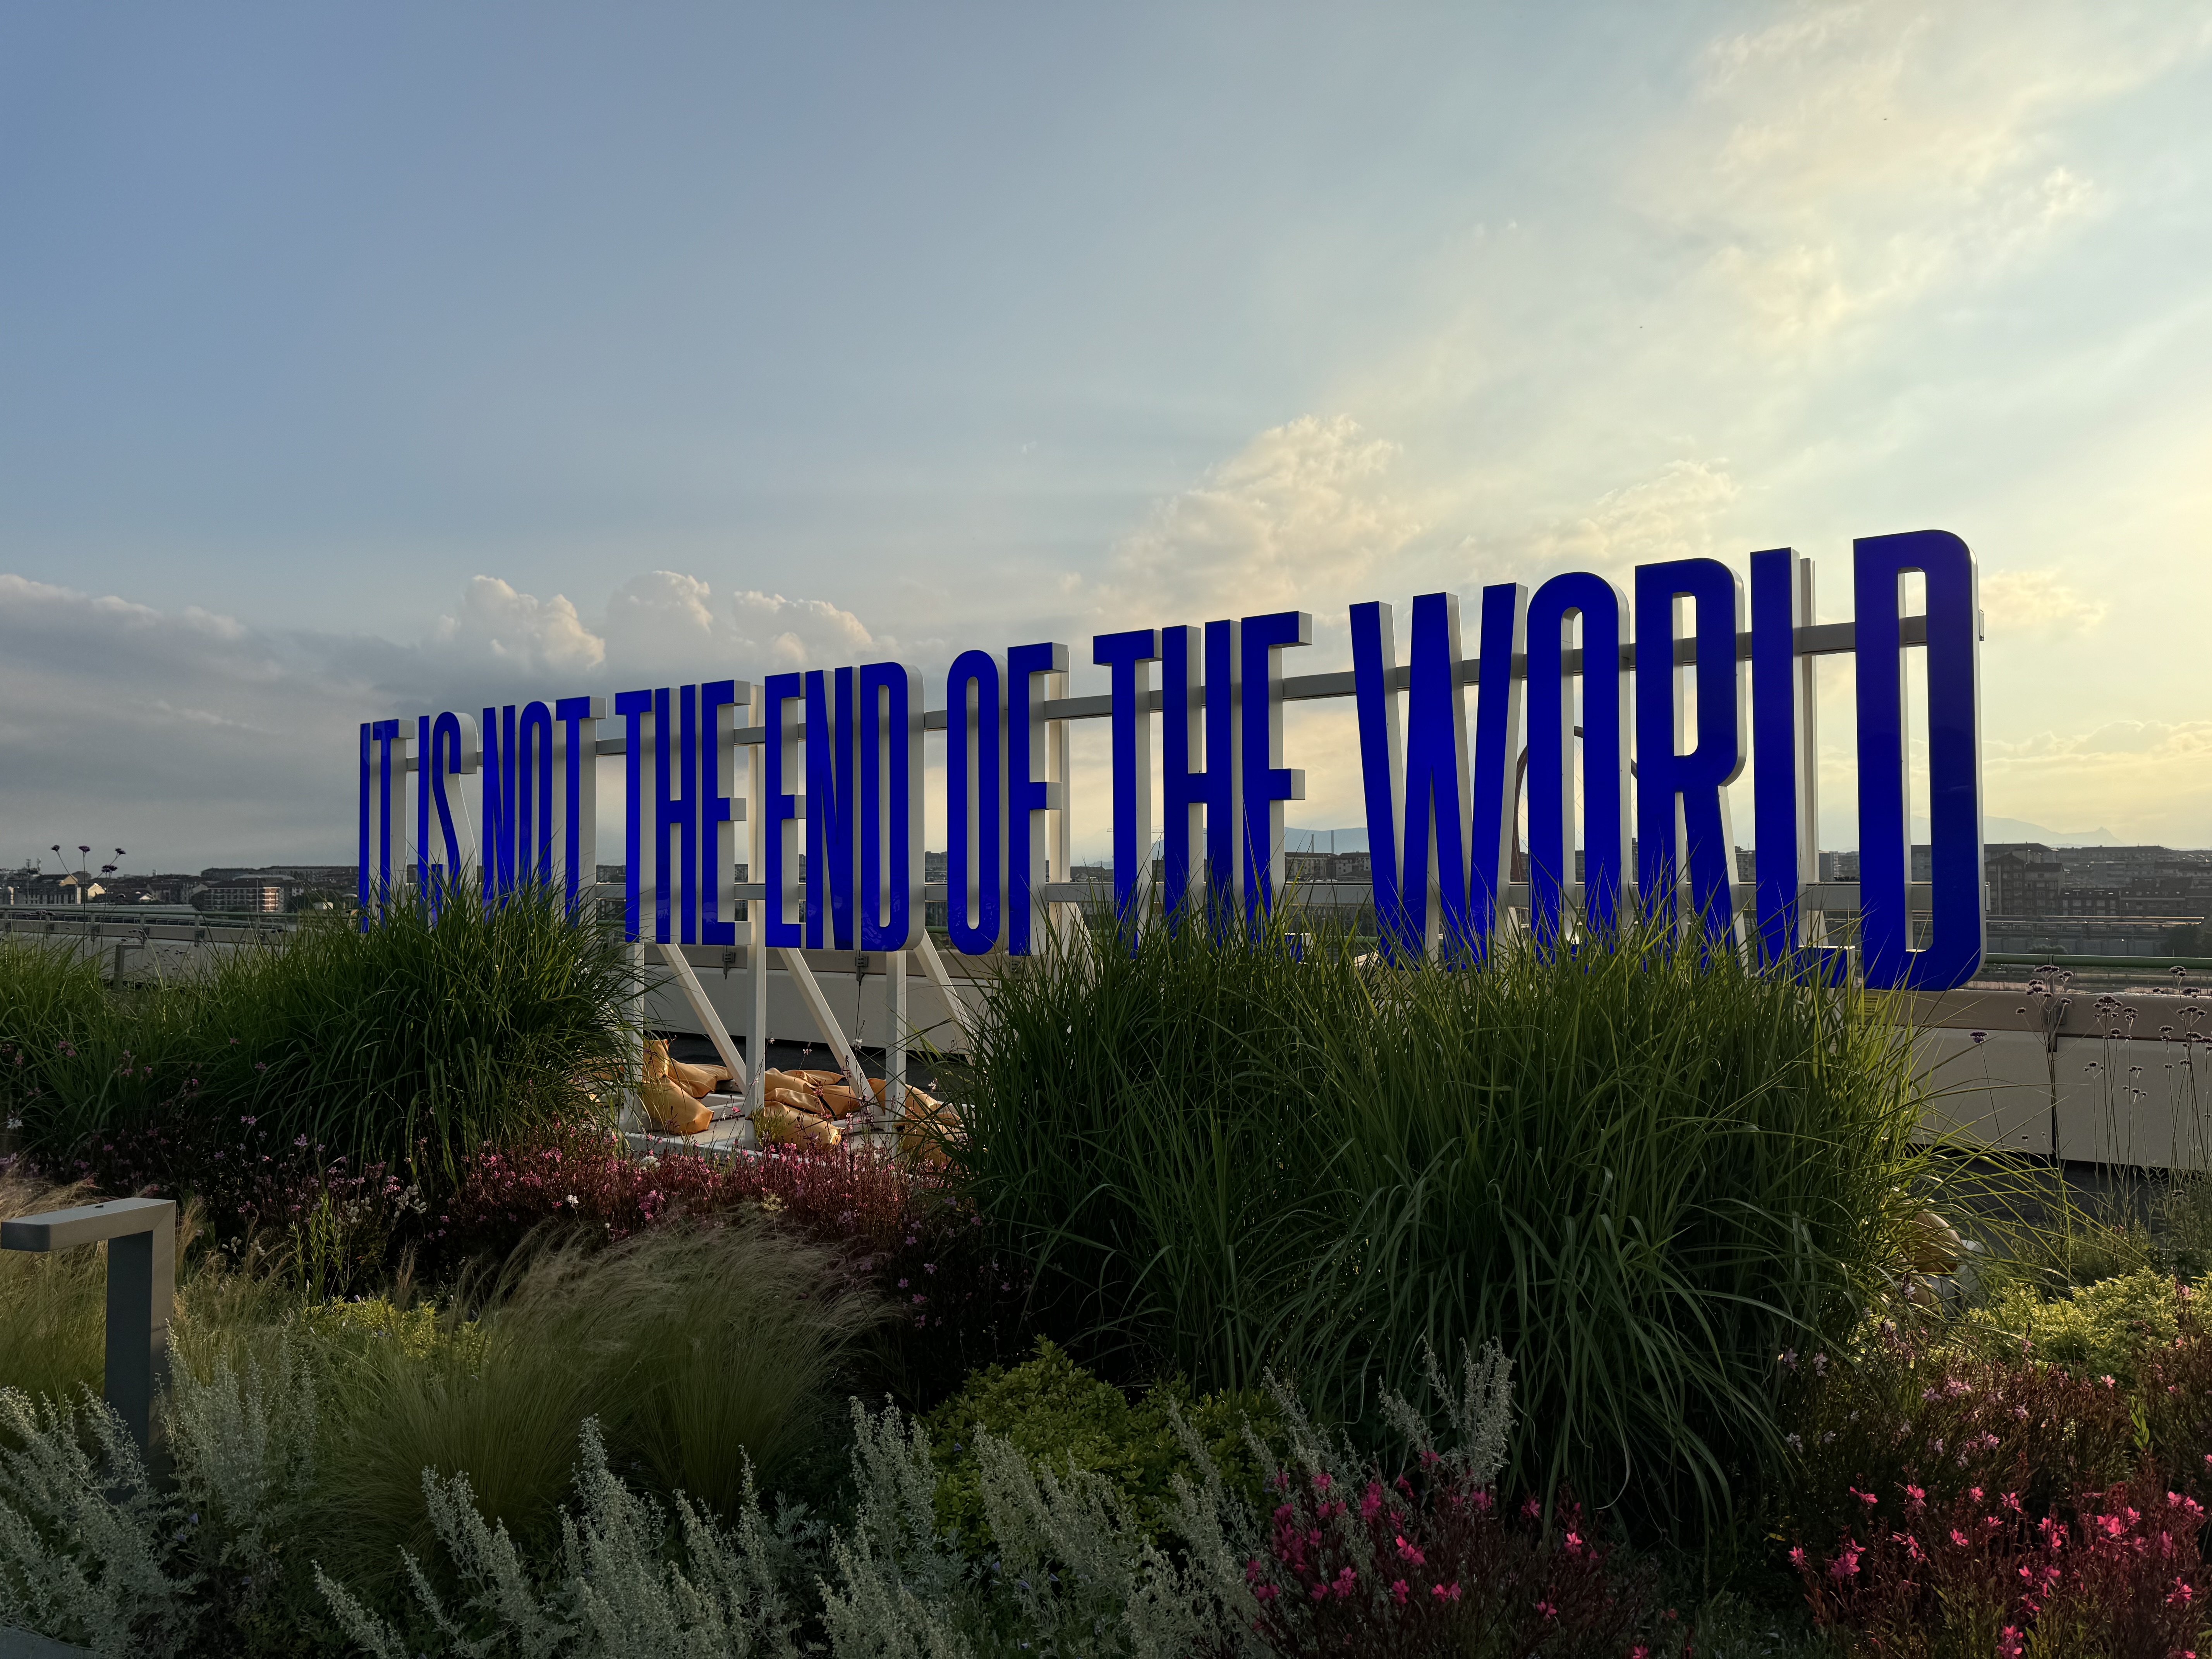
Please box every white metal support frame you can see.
[914,930,971,1056]
[655,940,747,1091]
[887,948,908,1113]
[628,937,648,1124]
[780,945,873,1100]
[747,680,769,1121]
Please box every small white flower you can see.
[565,1194,579,1207]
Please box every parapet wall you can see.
[12,906,2203,1171]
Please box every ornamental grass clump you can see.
[311,1214,884,1594]
[946,903,1936,1529]
[1,879,645,1178]
[0,1169,109,1408]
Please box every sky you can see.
[3,1,2210,873]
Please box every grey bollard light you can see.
[0,1197,175,1451]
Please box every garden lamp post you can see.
[0,1198,175,1452]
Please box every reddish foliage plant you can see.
[1786,1317,2212,1556]
[1233,1468,1675,1659]
[437,1125,1031,1397]
[44,1113,430,1295]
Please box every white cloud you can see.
[430,576,606,676]
[1973,718,2212,846]
[599,569,718,656]
[1979,568,2107,636]
[1651,1,2199,348]
[0,576,374,866]
[721,589,877,668]
[1989,720,2212,763]
[1524,459,1741,579]
[0,567,902,868]
[597,572,879,676]
[1096,414,1424,623]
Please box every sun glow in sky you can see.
[3,3,2210,868]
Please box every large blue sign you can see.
[359,529,1984,990]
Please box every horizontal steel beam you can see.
[512,616,1924,756]
[6,878,1937,941]
[1028,879,1931,913]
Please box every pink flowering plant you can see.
[1796,1465,2210,1659]
[1784,1293,2212,1659]
[1226,1339,1682,1659]
[1244,1474,1664,1659]
[1784,1302,2212,1555]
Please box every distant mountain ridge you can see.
[1976,816,2121,847]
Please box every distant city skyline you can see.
[4,4,2210,867]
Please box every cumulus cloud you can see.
[1979,568,2107,636]
[430,576,605,677]
[598,572,876,673]
[1525,459,1741,578]
[1095,415,1425,623]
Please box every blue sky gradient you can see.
[3,3,2209,867]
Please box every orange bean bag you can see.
[896,1089,960,1167]
[756,1101,843,1148]
[644,1038,732,1100]
[639,1076,710,1135]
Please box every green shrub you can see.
[921,1337,1281,1552]
[1966,1267,2202,1385]
[945,907,1936,1529]
[1,880,646,1174]
[296,1295,459,1364]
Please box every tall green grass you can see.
[0,1173,109,1410]
[1,882,644,1173]
[944,907,1939,1528]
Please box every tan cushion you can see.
[897,1090,959,1167]
[640,1076,710,1135]
[756,1101,843,1148]
[663,1053,732,1099]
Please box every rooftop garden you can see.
[0,894,2207,1658]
